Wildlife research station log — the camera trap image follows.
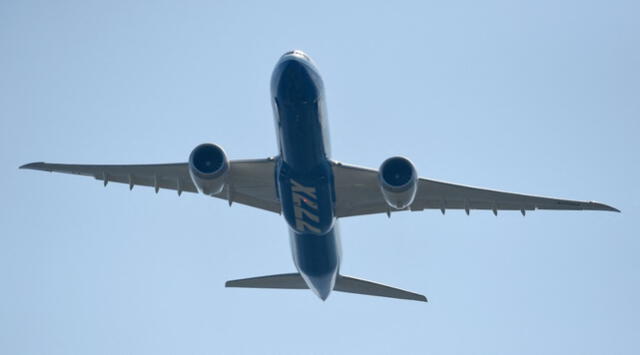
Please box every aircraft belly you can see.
[271,50,341,300]
[278,162,335,235]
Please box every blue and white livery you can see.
[21,50,619,302]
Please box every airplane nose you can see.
[271,51,323,104]
[279,59,311,82]
[281,49,312,62]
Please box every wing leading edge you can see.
[332,161,619,218]
[20,159,281,214]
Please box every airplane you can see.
[21,50,619,302]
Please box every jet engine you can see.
[188,143,229,195]
[378,156,418,209]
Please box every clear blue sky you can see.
[1,1,638,354]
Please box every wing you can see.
[20,159,281,214]
[332,161,619,218]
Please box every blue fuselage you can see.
[271,51,340,300]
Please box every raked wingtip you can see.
[590,201,621,213]
[19,162,44,170]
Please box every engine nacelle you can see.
[378,156,418,209]
[188,143,229,195]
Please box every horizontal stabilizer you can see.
[334,275,427,302]
[226,273,427,302]
[225,273,308,289]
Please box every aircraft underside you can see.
[20,50,619,302]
